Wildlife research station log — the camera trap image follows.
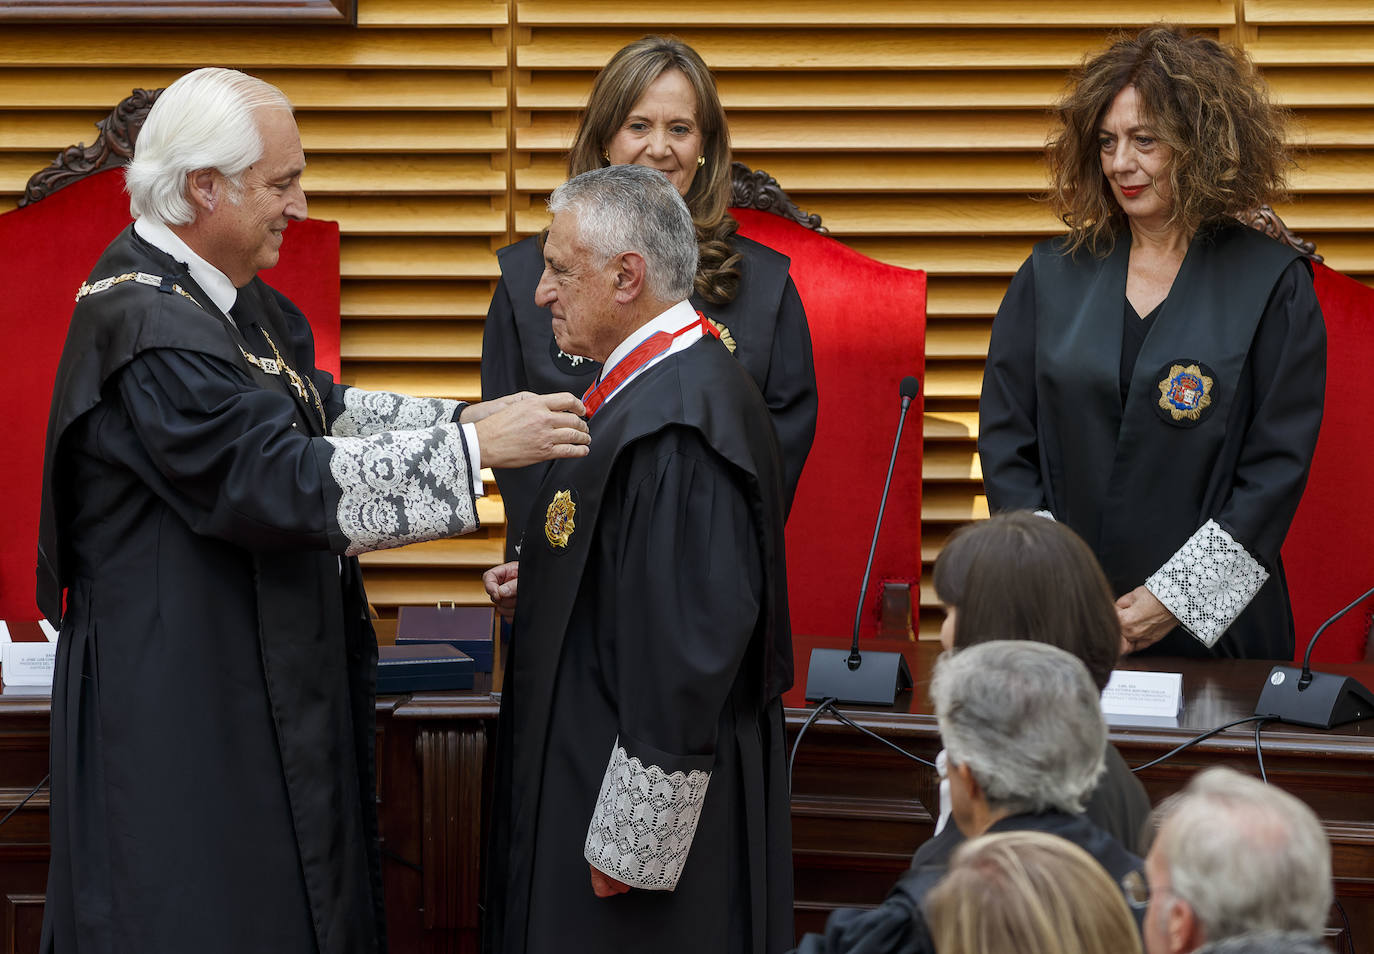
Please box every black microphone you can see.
[805,376,918,705]
[1254,584,1374,728]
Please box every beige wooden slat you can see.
[1288,110,1374,147]
[0,68,506,110]
[516,0,1232,27]
[923,363,985,400]
[798,195,1061,236]
[358,571,489,608]
[515,28,1176,71]
[519,110,1059,152]
[358,0,508,27]
[1246,1,1374,25]
[1298,234,1374,274]
[343,280,495,318]
[926,277,1015,317]
[519,69,1072,109]
[0,152,69,195]
[341,363,481,400]
[342,236,501,280]
[925,323,992,359]
[297,113,504,152]
[303,155,506,194]
[519,151,1054,193]
[922,486,990,523]
[924,411,979,441]
[0,111,105,149]
[341,319,484,361]
[1268,195,1374,231]
[0,27,507,69]
[1247,27,1374,66]
[923,445,983,481]
[307,196,503,235]
[357,535,506,567]
[1265,68,1374,107]
[1277,151,1374,192]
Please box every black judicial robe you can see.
[36,227,479,954]
[481,232,817,559]
[485,335,794,954]
[980,223,1326,658]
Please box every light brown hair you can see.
[1046,24,1291,255]
[932,512,1119,692]
[926,830,1143,954]
[566,35,741,304]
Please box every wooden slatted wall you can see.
[3,1,1371,632]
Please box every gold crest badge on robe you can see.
[1155,360,1217,426]
[545,489,576,548]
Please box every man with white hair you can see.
[38,67,589,953]
[795,640,1143,954]
[1141,767,1332,954]
[482,164,793,953]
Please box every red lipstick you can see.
[1119,184,1146,198]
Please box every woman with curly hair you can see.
[481,36,817,559]
[979,25,1326,660]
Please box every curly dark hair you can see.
[1046,25,1292,255]
[565,35,742,304]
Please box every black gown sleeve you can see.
[765,276,819,514]
[978,257,1049,513]
[113,348,479,556]
[791,868,939,954]
[582,427,764,892]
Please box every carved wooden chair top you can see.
[20,88,1319,265]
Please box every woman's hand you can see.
[483,561,519,620]
[1117,585,1179,655]
[589,864,631,898]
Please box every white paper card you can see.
[1100,669,1183,718]
[2,641,57,688]
[39,618,58,642]
[0,621,10,644]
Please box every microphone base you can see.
[805,648,913,706]
[1254,666,1374,729]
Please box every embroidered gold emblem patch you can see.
[708,318,737,354]
[544,490,576,548]
[1157,363,1214,422]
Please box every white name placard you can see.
[1100,669,1183,720]
[2,641,56,688]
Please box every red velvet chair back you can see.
[1280,262,1374,663]
[731,207,926,640]
[0,167,340,621]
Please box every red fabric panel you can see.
[732,208,927,641]
[1280,262,1374,663]
[0,168,339,621]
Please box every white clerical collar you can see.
[595,299,702,410]
[133,216,239,317]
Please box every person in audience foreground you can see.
[1193,934,1331,954]
[924,830,1143,954]
[792,641,1143,954]
[1139,767,1331,954]
[930,511,1151,855]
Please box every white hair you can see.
[931,640,1107,815]
[547,164,698,301]
[1154,767,1332,941]
[125,67,293,225]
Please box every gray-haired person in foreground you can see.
[1142,767,1332,954]
[482,164,794,953]
[1194,933,1332,954]
[793,640,1144,954]
[38,66,588,954]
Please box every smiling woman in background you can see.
[482,35,818,558]
[978,25,1326,661]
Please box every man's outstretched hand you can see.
[466,391,590,469]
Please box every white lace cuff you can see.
[325,423,478,556]
[583,738,711,892]
[1033,509,1055,521]
[1144,519,1269,648]
[330,386,460,438]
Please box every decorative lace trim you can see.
[583,739,711,892]
[330,387,460,438]
[1033,509,1055,521]
[325,423,477,556]
[1145,519,1269,648]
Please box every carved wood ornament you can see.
[729,161,827,232]
[20,88,161,209]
